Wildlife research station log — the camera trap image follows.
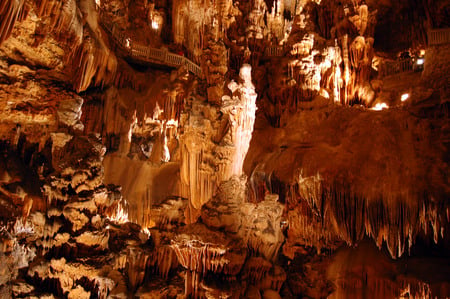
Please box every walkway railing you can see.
[102,14,447,80]
[378,59,414,77]
[264,46,285,57]
[428,28,450,46]
[100,15,203,78]
[379,28,450,77]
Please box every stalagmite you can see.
[342,34,350,105]
[180,63,257,221]
[222,64,257,178]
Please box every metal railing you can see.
[428,28,450,46]
[264,45,285,57]
[378,59,414,77]
[100,14,203,78]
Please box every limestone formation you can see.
[0,0,449,298]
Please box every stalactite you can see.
[241,257,272,284]
[333,39,342,103]
[0,0,27,45]
[172,0,220,58]
[70,39,117,92]
[180,139,217,211]
[80,99,103,134]
[287,200,339,251]
[170,224,246,277]
[33,0,83,47]
[258,265,286,292]
[125,247,148,291]
[145,245,178,279]
[286,173,449,258]
[328,242,438,299]
[27,258,116,298]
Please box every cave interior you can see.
[0,0,449,298]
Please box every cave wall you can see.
[421,43,450,93]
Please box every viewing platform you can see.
[100,15,203,78]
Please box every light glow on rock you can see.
[107,201,129,224]
[401,93,409,102]
[371,103,389,111]
[14,219,35,235]
[151,20,159,30]
[142,227,151,238]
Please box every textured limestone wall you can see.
[421,44,450,95]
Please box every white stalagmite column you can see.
[226,64,258,177]
[342,34,350,105]
[180,64,257,223]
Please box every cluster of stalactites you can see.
[328,0,377,106]
[70,38,118,92]
[1,0,117,93]
[171,228,248,275]
[178,101,218,218]
[171,239,228,274]
[338,34,375,105]
[288,172,449,258]
[266,0,294,43]
[332,267,433,298]
[180,130,217,211]
[172,0,216,62]
[0,0,28,45]
[279,0,377,108]
[34,0,83,45]
[66,0,118,92]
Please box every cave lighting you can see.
[401,93,409,102]
[371,103,389,111]
[416,58,424,65]
[125,38,131,48]
[151,20,159,30]
[166,119,178,127]
[142,227,151,238]
[107,203,129,224]
[13,219,35,235]
[420,49,426,56]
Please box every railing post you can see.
[428,28,450,46]
[163,50,168,64]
